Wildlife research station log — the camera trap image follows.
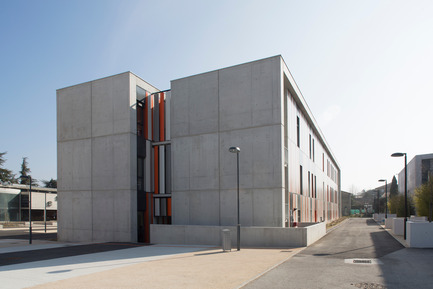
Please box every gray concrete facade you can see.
[57,72,159,242]
[170,56,340,229]
[150,222,326,247]
[397,153,433,195]
[57,55,341,244]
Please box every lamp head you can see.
[391,152,405,157]
[229,147,240,153]
[378,179,386,182]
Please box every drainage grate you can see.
[352,282,387,289]
[344,258,383,265]
[353,259,372,264]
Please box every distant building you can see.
[0,182,57,222]
[341,191,351,216]
[57,55,341,244]
[397,153,433,195]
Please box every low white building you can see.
[0,182,57,222]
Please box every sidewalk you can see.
[0,238,304,289]
[377,222,408,248]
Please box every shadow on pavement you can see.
[0,233,57,241]
[0,243,147,267]
[370,229,404,258]
[367,219,433,288]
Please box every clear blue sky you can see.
[1,0,432,192]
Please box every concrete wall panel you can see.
[151,222,326,247]
[219,189,237,226]
[171,71,219,138]
[188,72,219,135]
[57,139,91,191]
[219,125,282,190]
[188,190,220,226]
[252,189,281,227]
[189,133,219,190]
[58,191,73,230]
[219,57,280,131]
[72,191,92,231]
[170,79,190,138]
[171,137,191,191]
[57,82,92,141]
[172,191,190,225]
[91,134,131,191]
[92,190,114,241]
[91,73,132,137]
[58,72,140,243]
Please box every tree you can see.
[388,194,398,214]
[390,194,415,217]
[42,178,57,188]
[0,152,16,183]
[19,157,38,186]
[390,176,398,197]
[414,173,433,218]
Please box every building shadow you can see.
[369,219,433,288]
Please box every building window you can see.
[308,171,310,197]
[314,175,317,198]
[322,153,324,172]
[297,116,300,148]
[300,165,303,195]
[309,134,312,159]
[312,139,315,162]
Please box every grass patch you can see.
[326,216,349,230]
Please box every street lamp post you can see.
[391,152,407,240]
[229,146,241,251]
[44,191,47,233]
[376,190,380,214]
[378,179,388,219]
[20,175,32,244]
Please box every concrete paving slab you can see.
[27,246,303,289]
[0,244,218,289]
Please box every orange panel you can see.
[167,197,172,217]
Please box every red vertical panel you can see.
[151,194,154,224]
[159,93,165,141]
[167,197,172,217]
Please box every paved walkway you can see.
[244,218,433,289]
[0,238,304,289]
[0,218,428,288]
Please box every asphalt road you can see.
[0,227,56,241]
[244,218,433,289]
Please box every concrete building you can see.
[397,153,433,195]
[341,191,351,216]
[57,55,341,244]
